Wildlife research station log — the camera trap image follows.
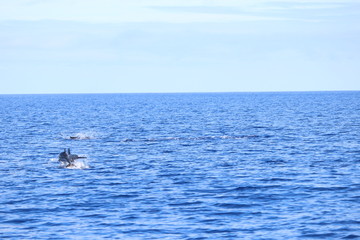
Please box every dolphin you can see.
[58,148,71,166]
[69,135,91,140]
[58,148,86,167]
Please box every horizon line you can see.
[1,90,359,96]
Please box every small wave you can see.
[214,203,255,209]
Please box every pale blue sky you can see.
[0,0,359,94]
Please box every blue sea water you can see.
[0,92,360,240]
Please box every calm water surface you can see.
[0,92,360,239]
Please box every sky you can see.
[0,0,359,94]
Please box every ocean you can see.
[0,92,359,239]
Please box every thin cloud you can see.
[0,0,356,23]
[150,1,354,21]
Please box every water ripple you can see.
[1,92,360,239]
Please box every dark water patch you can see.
[300,232,338,238]
[205,149,218,152]
[162,150,175,153]
[214,203,259,209]
[173,180,192,185]
[158,173,183,178]
[260,177,292,182]
[334,220,360,225]
[120,214,140,220]
[343,234,360,239]
[81,213,110,219]
[306,186,349,192]
[3,218,39,224]
[113,194,139,199]
[14,207,54,214]
[231,185,282,192]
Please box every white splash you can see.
[62,131,98,140]
[66,158,90,169]
[56,157,90,169]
